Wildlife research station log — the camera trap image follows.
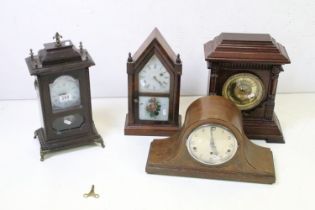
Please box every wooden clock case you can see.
[204,33,290,143]
[124,28,182,136]
[146,96,275,184]
[26,38,104,160]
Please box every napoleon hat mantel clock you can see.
[26,33,104,161]
[146,96,275,184]
[124,28,182,136]
[204,33,290,143]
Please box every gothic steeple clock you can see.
[26,33,104,161]
[124,28,182,136]
[204,33,290,143]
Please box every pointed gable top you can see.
[132,28,178,64]
[204,33,290,64]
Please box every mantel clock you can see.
[26,33,104,161]
[146,96,275,184]
[204,33,290,143]
[124,28,182,136]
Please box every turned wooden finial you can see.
[176,54,181,64]
[53,32,63,47]
[128,52,133,62]
[79,41,83,53]
[30,49,34,60]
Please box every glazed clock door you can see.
[136,54,173,124]
[45,71,90,138]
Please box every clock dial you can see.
[186,124,238,165]
[139,96,169,121]
[138,55,170,93]
[49,75,81,111]
[222,73,264,110]
[52,114,84,132]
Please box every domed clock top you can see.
[26,33,94,76]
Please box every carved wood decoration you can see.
[125,28,182,136]
[204,33,290,143]
[26,34,104,161]
[146,96,275,184]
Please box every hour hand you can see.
[153,76,163,86]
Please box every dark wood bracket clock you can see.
[25,33,104,161]
[204,33,290,143]
[146,96,275,184]
[124,28,182,136]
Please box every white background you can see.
[1,1,314,209]
[0,0,314,99]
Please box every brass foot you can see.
[34,131,38,139]
[40,150,47,161]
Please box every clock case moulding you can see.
[146,96,275,184]
[204,33,291,143]
[26,38,104,161]
[125,28,182,136]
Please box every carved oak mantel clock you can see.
[204,33,290,143]
[124,28,182,136]
[146,96,275,184]
[26,33,104,161]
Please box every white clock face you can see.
[138,55,170,93]
[139,96,169,121]
[186,124,238,165]
[49,75,81,111]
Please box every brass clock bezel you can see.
[222,73,265,110]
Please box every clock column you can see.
[208,63,219,95]
[265,66,283,120]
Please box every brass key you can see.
[83,185,99,198]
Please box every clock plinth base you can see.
[34,124,104,161]
[146,135,275,184]
[244,113,284,143]
[146,162,275,184]
[124,114,181,136]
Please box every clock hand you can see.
[159,71,166,76]
[236,81,245,92]
[153,76,164,86]
[210,128,218,155]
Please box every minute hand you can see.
[210,128,218,155]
